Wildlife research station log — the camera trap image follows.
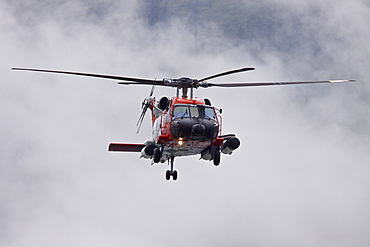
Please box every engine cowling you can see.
[221,137,240,154]
[158,97,170,110]
[140,143,156,159]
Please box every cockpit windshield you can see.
[173,106,189,119]
[173,105,216,120]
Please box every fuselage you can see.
[151,97,222,159]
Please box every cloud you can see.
[1,0,369,246]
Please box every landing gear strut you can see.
[165,156,178,181]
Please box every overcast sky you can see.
[1,0,369,246]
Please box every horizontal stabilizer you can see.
[109,143,145,152]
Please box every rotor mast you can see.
[175,86,192,98]
[169,77,198,99]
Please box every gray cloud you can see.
[1,0,369,246]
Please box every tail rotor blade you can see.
[149,85,155,96]
[136,105,149,133]
[136,86,156,134]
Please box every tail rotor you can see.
[136,85,155,133]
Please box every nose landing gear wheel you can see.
[165,170,178,181]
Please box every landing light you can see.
[178,138,184,146]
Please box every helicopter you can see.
[12,67,355,180]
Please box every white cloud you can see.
[1,0,369,246]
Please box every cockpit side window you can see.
[204,107,216,119]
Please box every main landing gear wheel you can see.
[153,147,161,163]
[213,148,221,166]
[165,156,178,181]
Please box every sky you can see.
[1,0,369,246]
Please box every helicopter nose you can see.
[192,123,206,135]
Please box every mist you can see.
[1,0,369,246]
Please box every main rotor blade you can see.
[199,67,255,82]
[12,68,162,85]
[206,79,355,87]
